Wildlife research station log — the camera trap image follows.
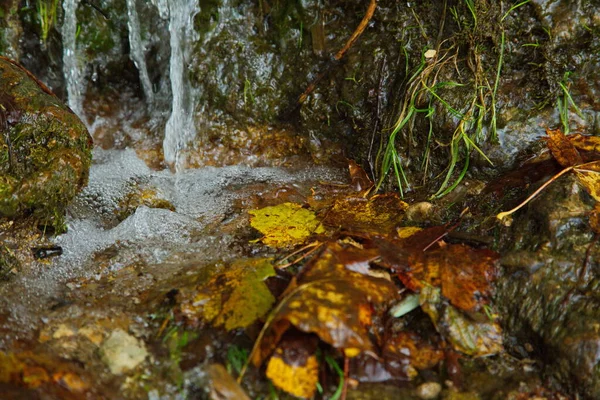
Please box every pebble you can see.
[416,381,442,399]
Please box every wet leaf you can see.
[265,333,319,399]
[348,159,374,194]
[569,133,600,158]
[178,258,276,330]
[249,202,325,248]
[573,161,600,202]
[545,128,582,167]
[323,193,408,236]
[383,331,444,371]
[255,243,399,365]
[420,287,502,357]
[403,244,498,313]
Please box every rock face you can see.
[497,175,600,399]
[0,56,92,224]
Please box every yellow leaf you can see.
[573,161,600,202]
[266,348,319,399]
[249,203,325,248]
[178,258,276,330]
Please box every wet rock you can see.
[497,175,600,399]
[100,329,148,375]
[0,57,92,226]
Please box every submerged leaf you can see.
[249,203,325,248]
[323,193,408,235]
[178,258,276,330]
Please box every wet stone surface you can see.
[0,57,92,225]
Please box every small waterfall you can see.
[160,0,200,171]
[61,0,85,121]
[126,0,154,104]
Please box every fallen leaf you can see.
[249,203,325,248]
[255,243,399,366]
[323,193,408,236]
[265,333,319,399]
[178,258,276,330]
[545,128,582,167]
[569,133,600,158]
[420,286,503,357]
[573,161,600,202]
[383,331,444,371]
[401,244,498,313]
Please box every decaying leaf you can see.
[545,128,582,167]
[255,243,399,366]
[380,234,498,313]
[420,286,502,357]
[569,133,600,157]
[573,161,600,202]
[249,202,325,248]
[323,193,408,236]
[265,333,319,399]
[178,258,276,330]
[383,331,444,372]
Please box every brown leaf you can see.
[383,331,444,371]
[256,243,399,365]
[348,159,374,195]
[545,128,582,167]
[323,193,408,236]
[402,244,498,313]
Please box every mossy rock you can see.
[0,56,92,227]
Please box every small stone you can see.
[416,381,442,399]
[100,329,148,375]
[405,202,435,223]
[53,324,75,339]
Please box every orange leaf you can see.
[383,331,444,371]
[403,244,498,313]
[256,243,399,366]
[545,128,582,167]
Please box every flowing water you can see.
[162,0,200,171]
[61,0,85,122]
[126,0,155,104]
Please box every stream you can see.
[1,0,599,399]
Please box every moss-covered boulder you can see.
[0,56,92,225]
